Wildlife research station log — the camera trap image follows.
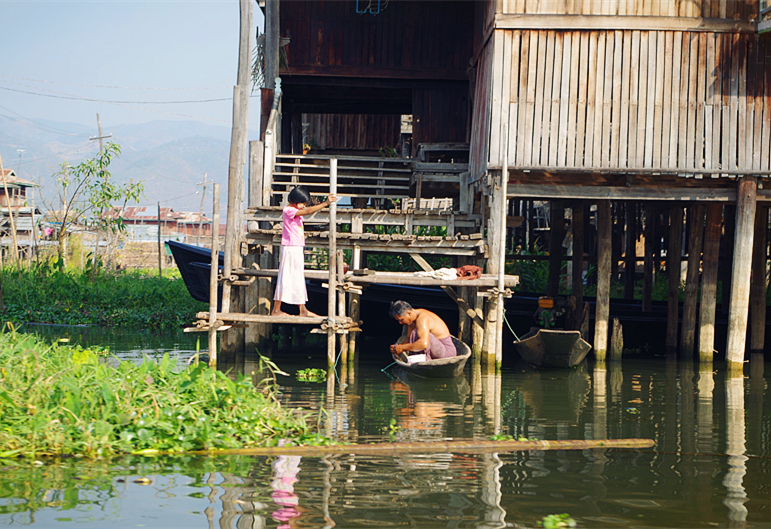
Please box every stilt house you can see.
[214,0,770,370]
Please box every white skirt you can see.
[274,246,308,305]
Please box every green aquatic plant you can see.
[0,330,332,458]
[296,368,327,383]
[0,264,206,329]
[539,513,577,529]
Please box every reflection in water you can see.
[723,374,748,527]
[3,335,771,528]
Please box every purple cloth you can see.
[408,329,457,360]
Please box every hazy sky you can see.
[0,0,264,132]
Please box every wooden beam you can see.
[726,177,758,371]
[507,184,771,201]
[494,14,757,33]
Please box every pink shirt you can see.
[281,205,305,246]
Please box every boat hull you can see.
[513,328,591,368]
[390,337,471,378]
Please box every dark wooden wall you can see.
[412,84,469,146]
[280,1,475,80]
[303,113,401,152]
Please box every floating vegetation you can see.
[296,368,327,383]
[539,513,578,528]
[0,329,333,459]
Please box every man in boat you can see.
[389,300,457,361]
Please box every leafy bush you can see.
[0,330,332,458]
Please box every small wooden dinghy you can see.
[513,327,592,368]
[391,337,471,378]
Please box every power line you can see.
[0,74,230,91]
[0,83,231,104]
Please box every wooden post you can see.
[698,203,722,362]
[0,154,19,262]
[484,171,506,367]
[494,126,510,369]
[594,201,612,360]
[208,184,221,368]
[264,0,279,90]
[609,318,623,360]
[722,205,736,314]
[547,201,565,298]
[666,205,684,354]
[337,249,347,364]
[680,204,705,358]
[571,202,585,328]
[726,177,758,372]
[327,159,338,367]
[624,203,637,299]
[642,206,654,312]
[157,202,163,277]
[750,205,767,355]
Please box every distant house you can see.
[109,206,212,242]
[1,169,41,257]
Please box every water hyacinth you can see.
[0,330,333,458]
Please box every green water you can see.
[2,326,770,528]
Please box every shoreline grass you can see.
[0,330,333,459]
[0,263,206,329]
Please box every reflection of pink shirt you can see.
[281,206,305,246]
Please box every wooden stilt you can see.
[666,205,684,354]
[680,204,705,358]
[208,184,221,368]
[722,205,736,314]
[750,205,768,355]
[327,160,338,367]
[624,203,637,299]
[609,318,623,360]
[726,177,758,371]
[698,203,722,363]
[337,250,348,364]
[571,202,585,329]
[547,201,565,298]
[642,205,654,312]
[347,290,361,364]
[594,200,612,360]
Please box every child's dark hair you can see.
[287,185,312,205]
[389,300,413,318]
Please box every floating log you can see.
[139,438,655,458]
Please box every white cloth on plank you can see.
[413,267,457,280]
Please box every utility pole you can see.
[158,202,163,277]
[196,173,208,246]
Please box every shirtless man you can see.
[389,300,457,360]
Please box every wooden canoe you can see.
[513,327,592,368]
[390,337,471,378]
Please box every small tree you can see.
[44,143,143,268]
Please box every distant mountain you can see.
[1,114,241,213]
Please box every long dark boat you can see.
[389,337,471,378]
[167,240,223,307]
[513,327,592,368]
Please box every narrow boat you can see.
[390,337,471,378]
[513,327,592,368]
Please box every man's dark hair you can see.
[389,300,413,318]
[287,185,312,205]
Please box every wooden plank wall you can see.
[469,39,496,179]
[412,86,469,146]
[303,114,401,152]
[472,28,771,181]
[500,0,759,20]
[281,1,475,80]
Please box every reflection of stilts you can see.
[479,453,507,529]
[723,374,748,527]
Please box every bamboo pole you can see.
[143,438,656,458]
[208,183,221,369]
[495,123,509,368]
[594,200,612,360]
[726,177,757,372]
[327,159,338,367]
[337,249,347,363]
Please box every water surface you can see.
[2,328,770,529]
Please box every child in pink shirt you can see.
[271,185,337,317]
